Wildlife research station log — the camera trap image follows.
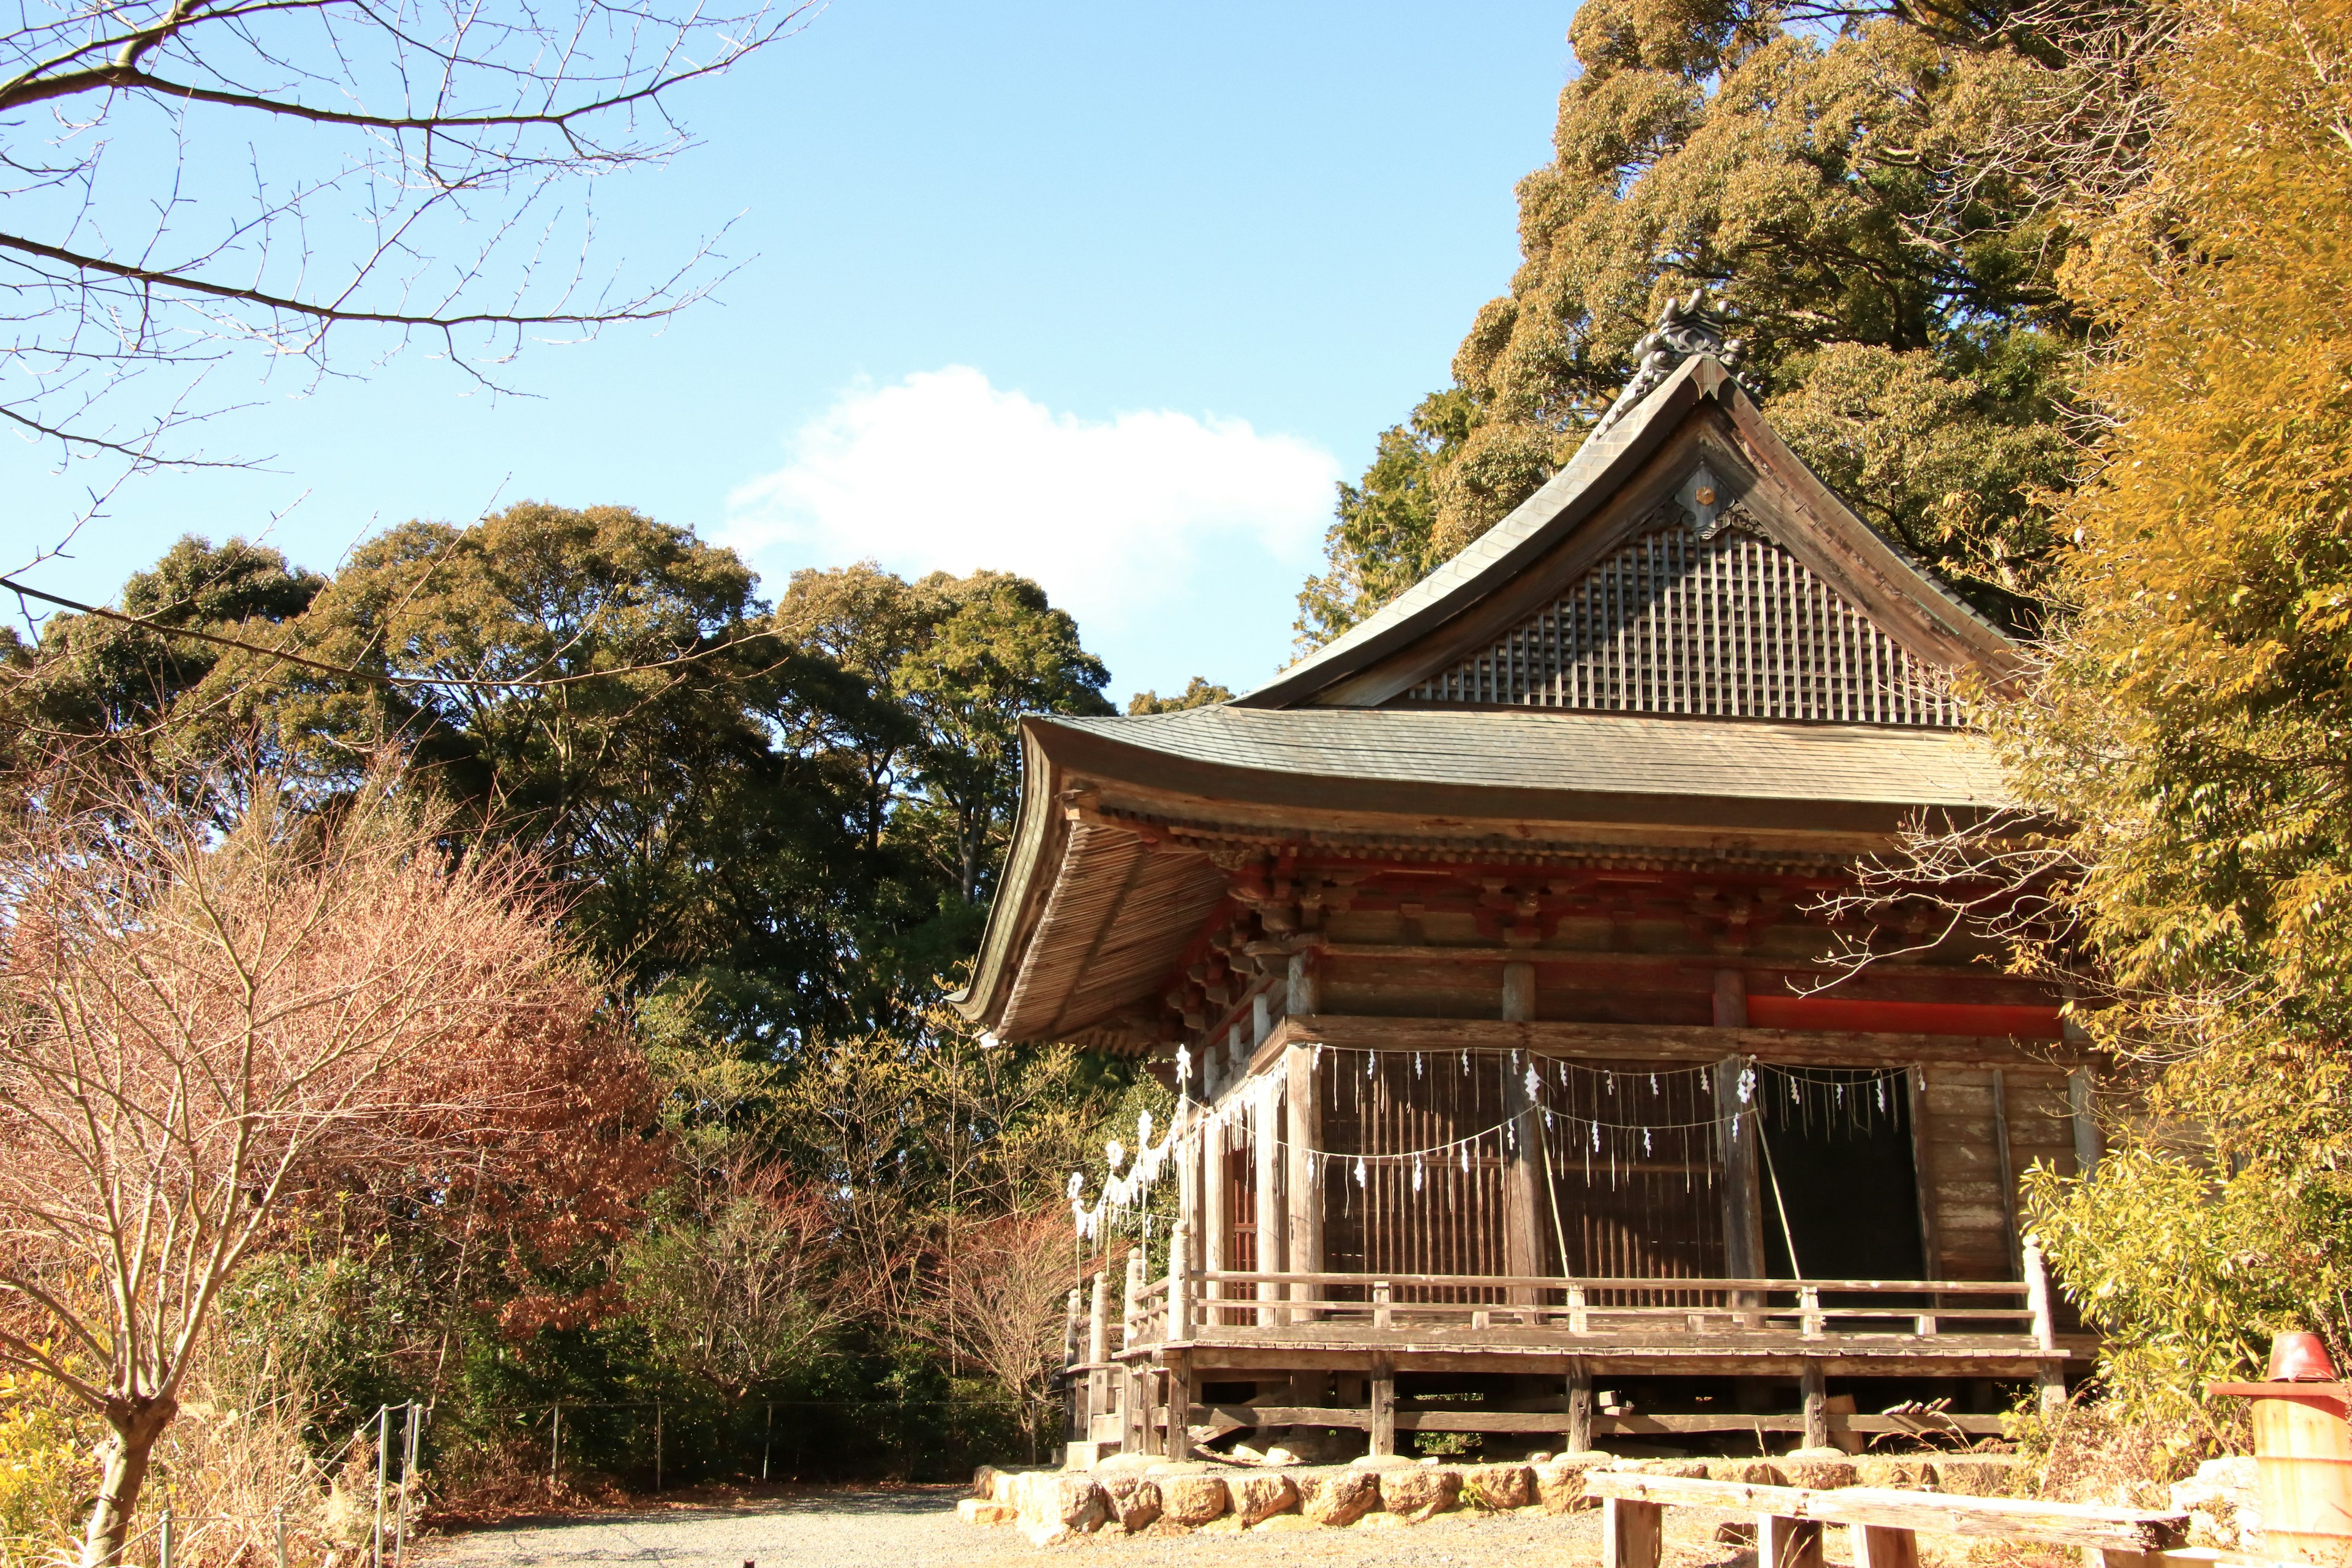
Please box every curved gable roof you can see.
[1240,355,2017,710]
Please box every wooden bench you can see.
[1588,1470,2190,1568]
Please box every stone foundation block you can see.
[1101,1474,1162,1532]
[956,1498,1015,1526]
[1708,1458,1789,1486]
[1378,1465,1461,1518]
[1158,1473,1231,1528]
[1231,1472,1300,1527]
[1533,1455,1608,1512]
[1781,1450,1860,1489]
[1297,1466,1380,1527]
[1461,1463,1534,1509]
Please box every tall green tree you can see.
[775,564,1112,919]
[1302,0,2080,638]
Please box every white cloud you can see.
[722,367,1340,635]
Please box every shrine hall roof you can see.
[1040,703,2005,810]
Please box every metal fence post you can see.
[158,1506,173,1568]
[374,1404,390,1568]
[654,1403,663,1491]
[550,1401,561,1496]
[275,1505,287,1568]
[395,1401,419,1568]
[761,1404,772,1482]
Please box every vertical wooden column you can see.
[1852,1526,1920,1568]
[1713,968,1749,1027]
[1123,1249,1147,1453]
[1907,1066,1945,1279]
[1287,950,1322,1017]
[1501,962,1547,1308]
[1991,1069,2022,1278]
[2069,1068,2101,1177]
[1164,1352,1193,1462]
[1202,1118,1229,1325]
[1368,1353,1396,1457]
[1758,1513,1824,1568]
[2025,1235,2068,1411]
[1253,1075,1284,1325]
[1086,1270,1109,1441]
[1603,1497,1663,1568]
[1566,1360,1594,1453]
[1714,1056,1765,1325]
[1800,1360,1829,1450]
[1285,1042,1322,1324]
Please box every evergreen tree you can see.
[1302,1,2081,638]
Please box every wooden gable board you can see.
[1239,355,2017,713]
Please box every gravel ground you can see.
[421,1484,1629,1568]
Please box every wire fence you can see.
[5,1392,1065,1568]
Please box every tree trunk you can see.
[81,1397,176,1568]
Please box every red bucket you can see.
[2273,1333,2340,1383]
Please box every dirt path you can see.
[422,1483,1619,1567]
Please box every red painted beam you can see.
[1744,995,2065,1040]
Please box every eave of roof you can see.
[953,704,2013,1044]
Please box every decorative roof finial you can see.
[1591,288,1747,439]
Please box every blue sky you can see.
[7,2,1576,701]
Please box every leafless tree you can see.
[908,1207,1082,1462]
[2,0,807,562]
[622,1157,862,1407]
[0,752,655,1567]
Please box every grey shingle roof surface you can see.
[1046,703,2007,808]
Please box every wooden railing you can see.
[1119,1267,2054,1352]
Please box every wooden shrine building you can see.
[956,297,2097,1464]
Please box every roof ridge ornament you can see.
[1591,288,1749,439]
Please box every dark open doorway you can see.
[1755,1065,1925,1282]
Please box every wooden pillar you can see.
[1501,964,1547,1306]
[1164,1352,1193,1462]
[1907,1066,1944,1279]
[1801,1360,1829,1450]
[1852,1525,1920,1568]
[1368,1354,1396,1457]
[1287,950,1321,1017]
[1285,1042,1322,1323]
[1567,1360,1594,1453]
[1253,1076,1284,1325]
[1167,1221,1189,1345]
[1715,1056,1765,1325]
[1501,960,1536,1023]
[1713,968,1748,1028]
[1085,1269,1109,1435]
[1602,1497,1663,1568]
[1992,1068,2022,1278]
[1758,1513,1823,1568]
[1202,1120,1229,1324]
[2069,1068,2101,1177]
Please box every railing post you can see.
[1372,1278,1393,1330]
[2024,1235,2057,1351]
[1123,1248,1144,1351]
[2024,1235,2068,1411]
[1569,1283,1590,1335]
[1800,1285,1824,1340]
[1167,1223,1189,1343]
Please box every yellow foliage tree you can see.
[2005,0,2352,1408]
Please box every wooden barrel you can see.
[2252,1389,2352,1565]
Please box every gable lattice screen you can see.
[1401,522,1960,725]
